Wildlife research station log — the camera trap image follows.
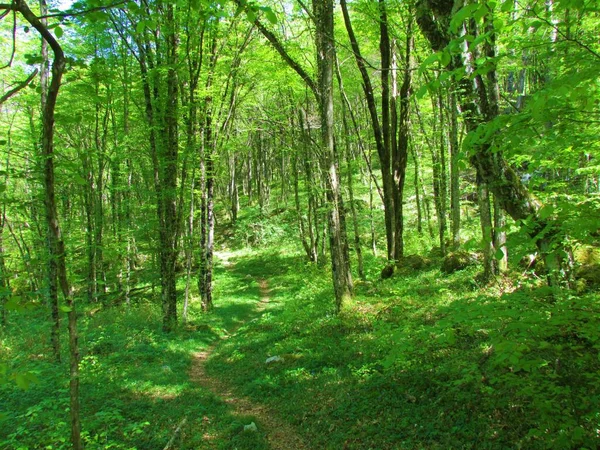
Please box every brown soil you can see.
[189,277,307,450]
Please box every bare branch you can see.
[233,0,318,101]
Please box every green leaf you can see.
[136,21,146,33]
[54,26,64,38]
[246,9,256,23]
[59,305,73,313]
[5,296,21,311]
[494,248,506,260]
[501,0,514,12]
[15,372,38,390]
[538,204,555,220]
[450,3,479,32]
[73,174,87,186]
[440,50,451,67]
[420,52,439,71]
[264,8,277,24]
[415,84,429,99]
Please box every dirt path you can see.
[189,275,307,449]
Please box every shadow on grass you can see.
[0,252,283,450]
[205,250,600,449]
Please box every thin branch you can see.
[233,0,318,100]
[39,0,127,19]
[0,9,17,69]
[524,4,600,60]
[295,0,315,24]
[0,69,39,106]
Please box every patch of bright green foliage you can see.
[2,226,599,449]
[207,244,600,449]
[1,257,271,449]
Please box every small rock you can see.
[265,355,284,364]
[243,422,258,432]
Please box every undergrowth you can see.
[207,246,600,449]
[0,255,271,449]
[1,234,599,449]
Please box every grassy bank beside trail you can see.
[207,245,600,450]
[2,242,600,449]
[1,251,271,450]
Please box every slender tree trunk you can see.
[493,195,508,273]
[315,0,353,310]
[199,36,217,312]
[229,153,238,223]
[478,178,495,281]
[38,0,60,362]
[161,3,180,331]
[393,17,413,261]
[449,90,461,250]
[16,0,81,445]
[341,107,365,280]
[300,109,319,263]
[183,175,195,324]
[0,206,9,326]
[341,0,395,261]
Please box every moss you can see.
[574,264,600,290]
[573,245,600,265]
[396,255,432,275]
[441,251,478,274]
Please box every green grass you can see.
[1,252,271,449]
[206,245,600,449]
[2,239,600,449]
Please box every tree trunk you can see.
[493,195,508,273]
[161,3,179,332]
[341,0,395,261]
[314,0,353,311]
[477,179,495,282]
[416,0,566,282]
[393,16,413,261]
[449,90,461,250]
[38,0,60,363]
[199,36,218,312]
[15,0,81,446]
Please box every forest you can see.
[0,0,599,448]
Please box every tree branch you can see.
[39,0,127,19]
[0,69,39,106]
[233,0,318,101]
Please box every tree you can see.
[244,0,353,309]
[0,0,82,446]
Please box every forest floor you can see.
[188,255,307,450]
[1,241,600,449]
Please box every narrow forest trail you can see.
[188,255,307,449]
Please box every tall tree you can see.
[0,0,82,446]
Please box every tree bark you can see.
[314,0,353,310]
[341,0,395,261]
[8,0,82,446]
[393,16,413,261]
[449,90,461,250]
[416,0,555,261]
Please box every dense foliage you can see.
[1,0,599,448]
